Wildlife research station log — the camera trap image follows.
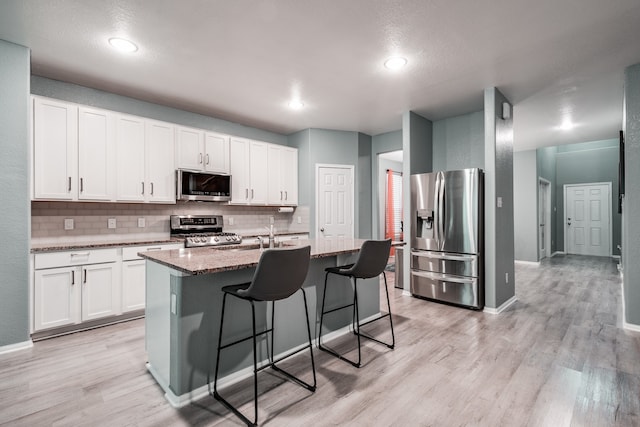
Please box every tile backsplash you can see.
[31,201,310,244]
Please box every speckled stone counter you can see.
[138,238,367,275]
[30,236,184,253]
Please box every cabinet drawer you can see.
[35,248,118,270]
[123,243,183,261]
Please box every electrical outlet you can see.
[297,216,302,224]
[108,218,117,229]
[228,217,234,226]
[137,217,145,228]
[497,197,503,208]
[505,272,509,283]
[269,216,274,224]
[64,218,74,230]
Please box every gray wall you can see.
[537,146,558,253]
[432,110,484,171]
[402,111,433,290]
[513,150,538,262]
[288,129,367,239]
[555,139,620,255]
[484,87,515,309]
[371,130,403,240]
[358,133,373,239]
[623,63,640,326]
[0,40,30,347]
[32,76,288,146]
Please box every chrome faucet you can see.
[264,225,276,248]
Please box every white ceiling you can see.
[2,0,640,151]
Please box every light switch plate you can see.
[497,197,503,208]
[64,218,74,230]
[108,218,117,229]
[137,217,145,228]
[297,216,302,224]
[228,217,234,226]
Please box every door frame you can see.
[563,182,612,257]
[538,178,551,259]
[315,163,355,238]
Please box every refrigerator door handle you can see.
[438,172,446,249]
[411,251,476,262]
[411,269,476,284]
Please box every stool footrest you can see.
[213,391,257,427]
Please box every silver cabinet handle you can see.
[206,154,210,165]
[199,153,203,164]
[141,182,145,195]
[70,252,90,257]
[251,189,254,199]
[83,268,87,283]
[147,247,162,251]
[150,182,154,196]
[245,188,248,199]
[284,191,288,200]
[80,178,83,193]
[68,177,72,192]
[71,270,75,285]
[280,191,283,200]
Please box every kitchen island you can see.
[139,238,383,407]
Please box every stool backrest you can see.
[342,239,392,279]
[244,245,311,301]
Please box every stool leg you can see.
[212,292,228,396]
[269,300,276,366]
[382,272,395,348]
[301,288,317,390]
[251,301,259,425]
[318,271,331,350]
[352,277,361,367]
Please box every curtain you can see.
[385,169,403,255]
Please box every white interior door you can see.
[316,165,354,238]
[565,183,611,256]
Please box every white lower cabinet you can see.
[33,249,120,332]
[121,243,183,313]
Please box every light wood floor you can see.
[1,255,638,426]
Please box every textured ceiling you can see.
[1,0,640,151]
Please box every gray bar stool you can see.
[211,245,316,426]
[318,239,395,368]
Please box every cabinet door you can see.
[249,141,269,204]
[78,106,115,201]
[267,145,283,204]
[33,97,78,200]
[176,126,204,171]
[116,114,146,201]
[34,266,80,330]
[81,263,119,321]
[230,137,251,203]
[204,132,230,174]
[122,260,146,312]
[281,147,298,205]
[145,120,176,203]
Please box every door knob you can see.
[320,228,325,232]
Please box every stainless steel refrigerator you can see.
[410,168,484,309]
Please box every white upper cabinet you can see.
[204,132,230,174]
[33,97,78,200]
[115,114,146,202]
[145,120,176,203]
[176,126,230,174]
[78,106,115,201]
[267,145,298,206]
[229,138,269,205]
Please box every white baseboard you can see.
[483,295,517,315]
[402,290,411,297]
[156,313,381,408]
[0,339,33,355]
[612,255,621,260]
[551,251,565,257]
[514,260,540,266]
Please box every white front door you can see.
[316,165,354,238]
[565,183,611,256]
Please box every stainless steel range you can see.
[170,215,242,248]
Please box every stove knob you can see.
[213,236,219,242]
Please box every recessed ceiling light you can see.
[108,37,138,53]
[288,100,304,110]
[384,56,408,70]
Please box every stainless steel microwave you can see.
[176,169,231,202]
